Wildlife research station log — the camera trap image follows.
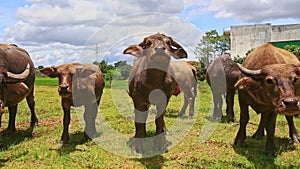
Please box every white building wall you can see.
[229,23,300,57]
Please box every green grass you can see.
[34,77,58,86]
[0,79,300,168]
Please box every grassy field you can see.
[0,77,300,168]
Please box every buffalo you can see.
[171,61,198,117]
[124,33,187,154]
[0,44,38,133]
[40,63,104,144]
[234,43,300,156]
[206,54,240,122]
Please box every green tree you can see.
[195,30,230,67]
[114,61,132,80]
[105,69,121,88]
[284,45,300,59]
[93,60,114,74]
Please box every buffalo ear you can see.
[40,67,58,78]
[235,77,260,90]
[170,39,187,59]
[123,45,143,57]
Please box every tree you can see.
[195,30,230,67]
[114,61,132,80]
[284,45,300,59]
[93,60,114,74]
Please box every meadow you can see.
[0,77,300,168]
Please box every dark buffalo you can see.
[124,33,187,154]
[0,44,38,132]
[206,54,240,122]
[234,43,300,156]
[40,63,105,144]
[171,61,198,117]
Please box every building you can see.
[224,23,300,57]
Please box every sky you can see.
[0,0,300,67]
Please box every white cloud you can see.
[1,0,202,66]
[208,0,300,22]
[2,0,299,67]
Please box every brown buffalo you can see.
[0,44,38,132]
[234,43,300,156]
[124,33,187,154]
[206,54,240,122]
[40,63,104,144]
[171,61,197,117]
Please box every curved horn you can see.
[237,63,262,76]
[7,63,30,80]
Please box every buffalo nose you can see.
[282,98,299,107]
[59,85,69,92]
[155,46,166,51]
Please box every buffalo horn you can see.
[7,63,30,80]
[237,63,262,76]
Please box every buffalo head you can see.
[123,33,187,68]
[235,63,300,116]
[40,63,97,99]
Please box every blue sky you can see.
[0,0,299,66]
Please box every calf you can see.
[40,63,104,144]
[124,33,187,154]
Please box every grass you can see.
[0,78,300,168]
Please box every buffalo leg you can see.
[61,100,71,144]
[226,88,235,122]
[7,105,18,133]
[285,115,300,143]
[189,92,195,117]
[178,96,188,117]
[154,103,167,152]
[234,94,249,146]
[26,89,38,128]
[83,102,98,140]
[265,113,277,157]
[252,113,266,139]
[133,105,148,154]
[212,91,223,119]
[0,113,2,128]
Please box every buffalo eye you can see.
[143,40,152,49]
[293,77,298,83]
[265,76,275,85]
[165,39,171,45]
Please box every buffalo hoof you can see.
[131,139,143,155]
[154,134,167,153]
[178,113,184,118]
[234,138,245,147]
[60,134,69,144]
[292,133,300,143]
[266,148,277,157]
[4,126,16,134]
[2,128,16,135]
[266,143,277,157]
[226,116,235,123]
[252,131,264,140]
[30,119,38,128]
[84,132,93,141]
[207,116,221,122]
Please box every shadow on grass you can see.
[233,136,295,168]
[0,127,33,167]
[136,155,165,169]
[57,131,92,155]
[0,127,34,151]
